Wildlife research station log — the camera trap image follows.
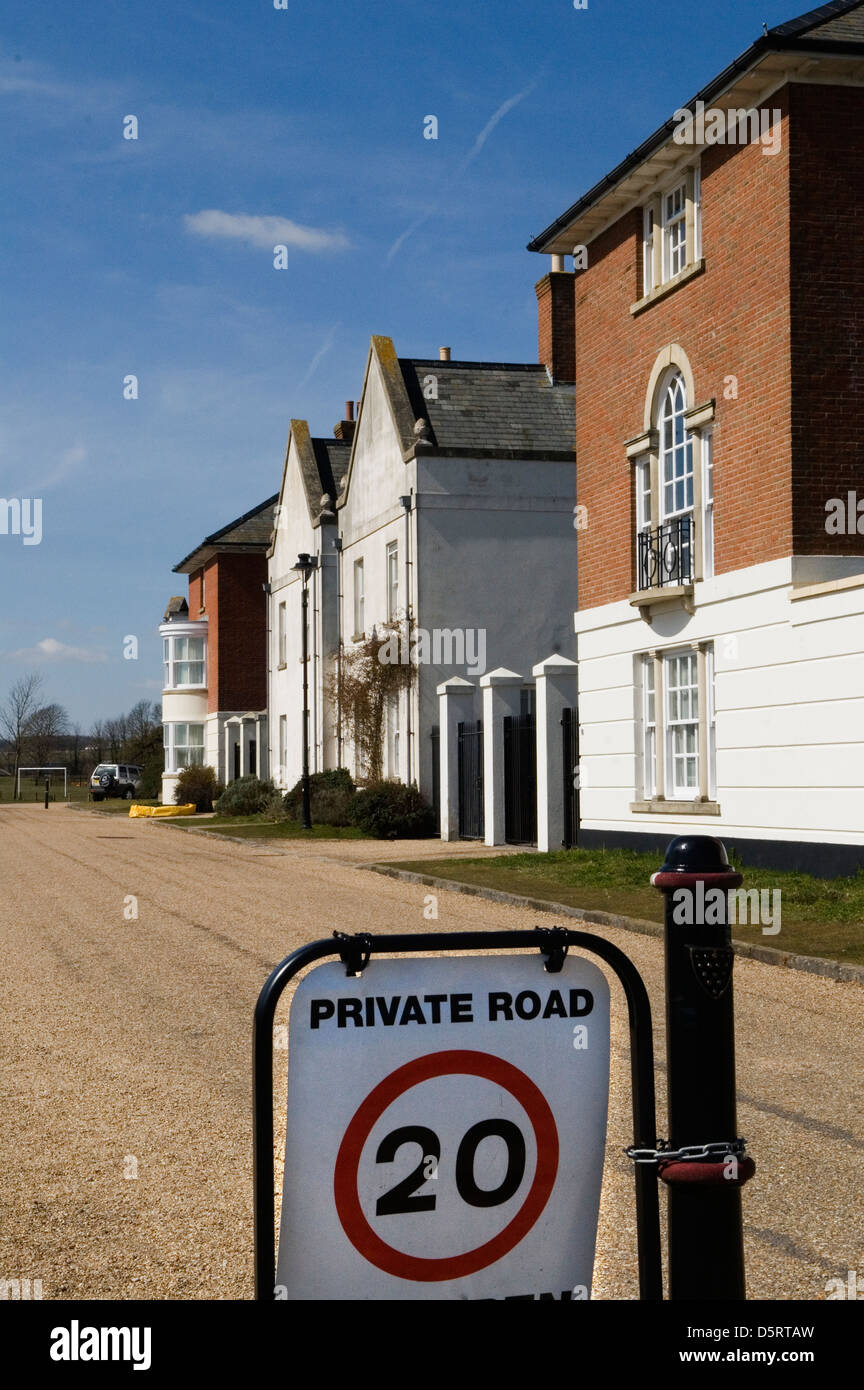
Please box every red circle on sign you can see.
[333,1049,559,1282]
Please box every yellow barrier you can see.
[129,803,197,818]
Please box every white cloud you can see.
[183,210,349,253]
[6,638,108,664]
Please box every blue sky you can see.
[1,0,803,724]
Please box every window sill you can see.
[629,584,695,618]
[630,259,705,316]
[630,798,721,815]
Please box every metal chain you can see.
[625,1137,748,1166]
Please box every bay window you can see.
[163,631,206,688]
[165,723,205,772]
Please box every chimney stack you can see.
[439,346,451,361]
[535,258,576,384]
[333,399,356,442]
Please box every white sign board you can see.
[275,952,610,1301]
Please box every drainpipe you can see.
[262,580,272,785]
[333,536,343,767]
[400,493,413,785]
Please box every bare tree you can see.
[28,702,70,769]
[125,700,162,762]
[90,720,106,766]
[0,673,45,783]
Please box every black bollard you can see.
[652,835,751,1300]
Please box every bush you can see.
[215,774,275,817]
[174,764,222,812]
[351,780,435,839]
[283,768,355,826]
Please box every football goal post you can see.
[15,767,69,801]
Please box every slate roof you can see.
[173,494,279,572]
[773,0,864,39]
[308,438,351,509]
[528,0,864,253]
[398,360,575,457]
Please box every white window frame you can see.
[642,206,655,294]
[163,632,206,690]
[278,601,287,667]
[664,650,699,799]
[279,714,287,781]
[386,540,399,620]
[641,160,701,295]
[638,645,715,805]
[165,722,205,773]
[702,428,714,580]
[353,558,365,639]
[663,181,687,281]
[642,656,657,799]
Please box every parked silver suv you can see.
[90,763,142,801]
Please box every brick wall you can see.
[570,89,796,609]
[206,553,267,713]
[536,271,577,383]
[789,83,864,553]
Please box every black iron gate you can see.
[562,706,579,849]
[430,725,440,833]
[504,712,536,844]
[457,720,484,839]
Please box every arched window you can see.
[659,372,694,521]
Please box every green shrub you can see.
[215,774,275,817]
[174,764,222,812]
[351,780,435,839]
[136,752,164,800]
[283,768,355,826]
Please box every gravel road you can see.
[0,803,860,1300]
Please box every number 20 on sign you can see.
[275,954,610,1300]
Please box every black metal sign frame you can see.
[253,927,662,1301]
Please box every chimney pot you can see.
[439,346,451,361]
[345,400,354,421]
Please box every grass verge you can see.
[162,814,368,840]
[390,847,864,966]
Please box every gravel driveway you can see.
[0,803,860,1300]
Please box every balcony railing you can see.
[637,516,693,591]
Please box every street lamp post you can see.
[291,553,318,830]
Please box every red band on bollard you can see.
[658,1156,756,1187]
[651,871,743,892]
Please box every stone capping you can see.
[630,258,705,316]
[436,674,476,697]
[684,398,716,431]
[362,863,864,987]
[531,653,578,677]
[789,573,864,602]
[625,429,658,461]
[629,798,721,815]
[479,667,524,687]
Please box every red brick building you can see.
[528,0,864,872]
[160,497,277,802]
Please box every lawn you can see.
[162,814,368,840]
[390,847,864,966]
